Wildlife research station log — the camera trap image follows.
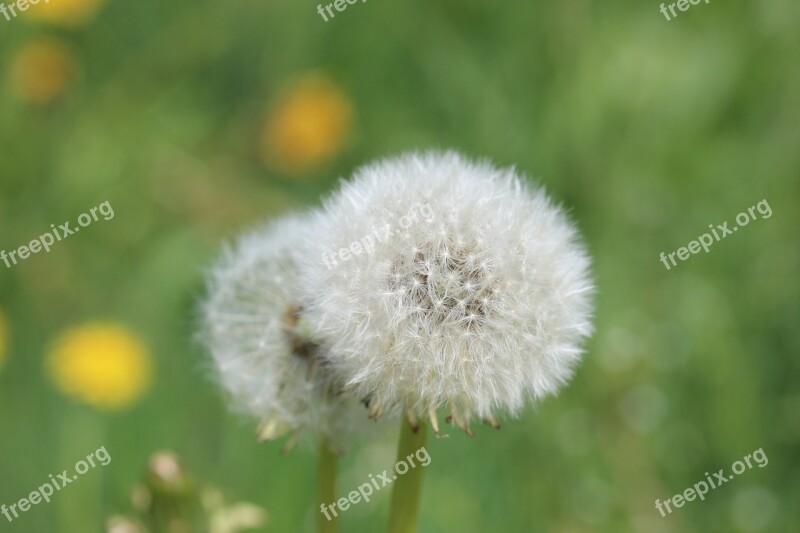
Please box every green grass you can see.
[1,0,798,531]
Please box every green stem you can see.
[318,438,339,533]
[387,421,428,533]
[58,406,104,532]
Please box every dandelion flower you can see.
[201,214,365,451]
[27,0,104,26]
[301,151,595,434]
[8,40,76,105]
[47,323,152,410]
[261,75,351,174]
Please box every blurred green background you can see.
[1,0,798,531]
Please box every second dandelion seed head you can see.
[201,214,368,452]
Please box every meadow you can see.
[0,0,798,531]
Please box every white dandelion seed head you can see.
[200,213,368,451]
[301,151,595,426]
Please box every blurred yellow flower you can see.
[27,0,104,26]
[47,323,152,410]
[261,75,352,174]
[9,40,76,105]
[0,310,7,372]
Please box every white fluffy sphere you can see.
[301,152,595,432]
[201,213,366,450]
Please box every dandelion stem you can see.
[318,438,339,533]
[58,406,104,531]
[387,421,427,533]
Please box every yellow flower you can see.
[27,0,104,26]
[9,40,77,105]
[0,310,7,372]
[47,323,152,410]
[261,75,352,174]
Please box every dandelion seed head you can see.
[201,214,366,450]
[301,151,595,425]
